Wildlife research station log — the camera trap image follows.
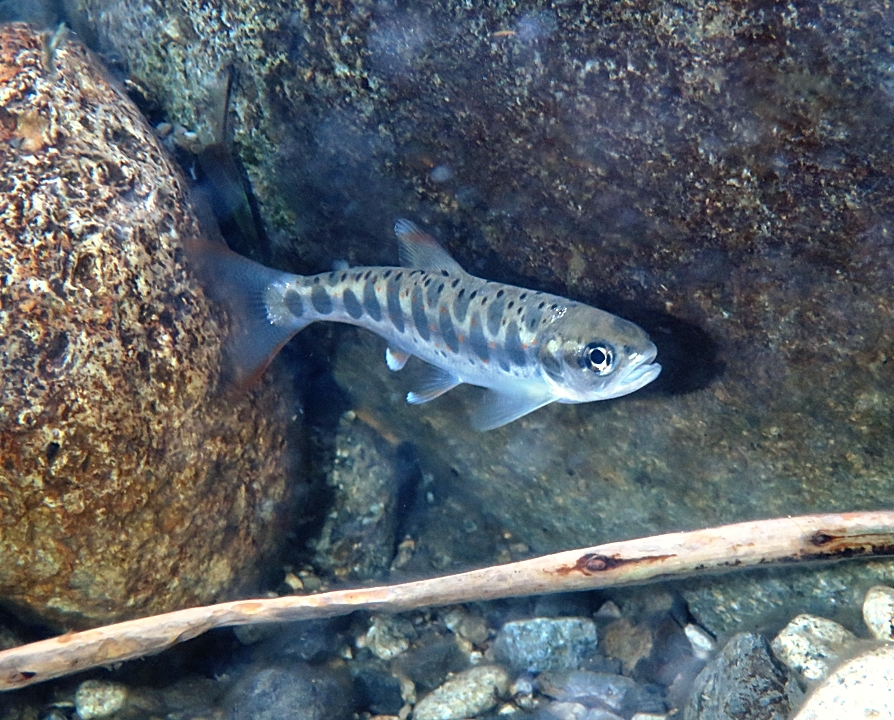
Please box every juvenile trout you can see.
[198,220,661,430]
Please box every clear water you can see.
[1,1,893,718]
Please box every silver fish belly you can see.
[199,220,661,430]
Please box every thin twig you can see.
[2,511,893,690]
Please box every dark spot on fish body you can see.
[487,294,507,335]
[285,289,304,317]
[454,287,470,322]
[469,312,489,361]
[525,305,544,331]
[439,307,459,352]
[384,270,392,278]
[363,280,382,321]
[505,321,527,366]
[451,278,460,288]
[412,286,430,340]
[340,272,348,282]
[326,272,338,286]
[311,284,333,314]
[342,288,363,319]
[387,276,405,332]
[425,276,442,306]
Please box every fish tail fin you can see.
[184,237,310,388]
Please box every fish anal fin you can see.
[471,388,557,431]
[406,365,461,404]
[394,219,465,275]
[386,346,410,371]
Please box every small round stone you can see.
[74,680,128,720]
[862,585,894,641]
[770,614,856,684]
[412,665,510,720]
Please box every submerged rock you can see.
[493,617,598,672]
[0,24,297,627]
[792,643,894,720]
[412,664,510,720]
[683,633,796,720]
[770,614,857,685]
[69,0,894,630]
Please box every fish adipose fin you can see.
[406,365,461,404]
[472,388,557,431]
[394,219,466,275]
[185,238,309,387]
[385,346,410,371]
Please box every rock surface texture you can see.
[0,24,296,628]
[66,0,894,630]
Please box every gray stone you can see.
[493,617,598,672]
[677,562,894,637]
[412,664,509,720]
[770,614,856,685]
[226,664,354,720]
[683,633,794,720]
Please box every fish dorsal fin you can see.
[394,219,466,275]
[471,388,557,431]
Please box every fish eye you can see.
[580,342,614,375]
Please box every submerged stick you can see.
[2,510,894,690]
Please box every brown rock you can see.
[0,24,297,628]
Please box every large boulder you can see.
[0,24,297,628]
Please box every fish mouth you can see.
[604,345,661,399]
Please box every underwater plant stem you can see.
[2,510,894,690]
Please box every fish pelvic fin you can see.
[471,388,557,431]
[385,346,410,371]
[406,364,461,404]
[394,219,466,275]
[184,237,309,388]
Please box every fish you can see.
[194,220,661,430]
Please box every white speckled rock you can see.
[74,680,128,719]
[412,665,509,720]
[793,643,894,720]
[862,585,894,641]
[771,614,856,684]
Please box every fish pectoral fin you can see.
[385,346,411,371]
[394,219,466,275]
[471,388,557,431]
[406,365,461,404]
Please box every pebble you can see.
[770,614,856,684]
[540,701,624,720]
[792,642,894,720]
[226,664,353,720]
[683,632,795,720]
[601,619,653,675]
[861,584,894,641]
[362,615,415,660]
[535,669,637,713]
[74,680,128,720]
[493,617,598,672]
[442,607,490,644]
[412,664,510,720]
